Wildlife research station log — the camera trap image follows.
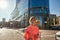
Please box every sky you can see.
[0,0,15,21]
[50,0,60,16]
[0,0,60,21]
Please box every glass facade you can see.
[30,0,49,8]
[17,0,28,16]
[16,0,29,27]
[29,0,49,16]
[39,17,42,27]
[11,0,50,28]
[29,0,49,28]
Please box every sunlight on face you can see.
[0,0,8,9]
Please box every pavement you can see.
[18,28,60,40]
[40,30,59,40]
[0,28,24,40]
[0,28,59,40]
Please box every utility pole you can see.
[28,0,30,25]
[42,7,44,29]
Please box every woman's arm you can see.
[24,28,29,40]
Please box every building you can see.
[2,18,6,22]
[11,0,50,29]
[2,18,6,27]
[56,16,60,26]
[0,22,2,28]
[11,6,19,20]
[58,16,60,26]
[49,14,56,26]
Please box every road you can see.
[0,28,59,40]
[40,30,59,40]
[17,28,60,40]
[0,28,24,40]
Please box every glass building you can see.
[11,0,50,29]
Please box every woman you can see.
[24,16,40,40]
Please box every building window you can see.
[30,10,32,14]
[39,9,42,13]
[34,9,37,13]
[39,16,42,27]
[44,9,47,14]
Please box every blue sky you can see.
[50,0,60,16]
[0,0,60,21]
[0,0,15,21]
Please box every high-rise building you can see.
[2,18,6,22]
[2,18,6,27]
[11,0,50,29]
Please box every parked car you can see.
[55,31,60,40]
[50,26,60,30]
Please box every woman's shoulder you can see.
[34,26,39,30]
[25,25,30,30]
[26,25,33,30]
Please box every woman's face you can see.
[33,20,40,26]
[31,19,36,24]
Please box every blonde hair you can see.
[29,16,35,24]
[35,20,40,24]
